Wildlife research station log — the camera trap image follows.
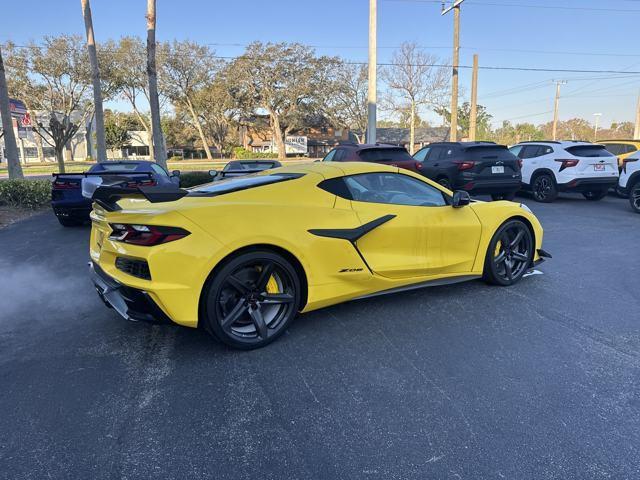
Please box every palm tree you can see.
[146,0,167,168]
[0,46,23,179]
[81,0,107,163]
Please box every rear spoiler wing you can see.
[52,172,153,178]
[91,184,188,211]
[219,169,271,177]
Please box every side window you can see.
[509,145,523,158]
[322,149,336,162]
[520,146,542,159]
[426,146,442,162]
[541,146,554,156]
[604,144,622,156]
[413,147,430,162]
[342,173,447,207]
[150,164,168,176]
[625,144,637,154]
[439,147,454,160]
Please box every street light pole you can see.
[442,0,464,142]
[593,113,602,142]
[551,80,566,141]
[367,0,377,144]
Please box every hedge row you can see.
[0,180,51,209]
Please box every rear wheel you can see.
[615,185,629,199]
[491,192,516,201]
[630,181,640,213]
[483,219,533,286]
[582,189,608,201]
[531,174,557,203]
[203,250,301,349]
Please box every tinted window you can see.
[413,147,430,162]
[565,145,615,158]
[322,149,336,162]
[625,144,638,154]
[358,148,413,163]
[509,145,523,157]
[91,163,141,172]
[464,146,517,161]
[343,173,447,207]
[333,149,347,161]
[437,147,455,160]
[189,173,304,196]
[224,161,278,172]
[602,143,624,155]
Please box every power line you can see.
[384,0,640,13]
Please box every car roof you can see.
[338,143,407,151]
[598,139,640,144]
[515,140,596,147]
[269,160,398,179]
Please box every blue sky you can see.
[4,0,640,128]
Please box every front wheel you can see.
[630,182,640,213]
[483,219,534,286]
[531,174,557,203]
[582,189,608,201]
[203,250,301,349]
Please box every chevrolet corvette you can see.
[89,162,550,349]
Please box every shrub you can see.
[232,146,278,159]
[0,179,51,209]
[179,171,213,188]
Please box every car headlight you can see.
[519,203,532,214]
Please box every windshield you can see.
[91,163,143,172]
[224,161,279,172]
[359,148,413,163]
[189,173,304,196]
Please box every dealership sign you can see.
[284,136,307,155]
[9,99,28,117]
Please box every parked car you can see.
[88,161,548,349]
[209,160,282,180]
[598,139,640,169]
[508,141,619,203]
[412,142,522,201]
[617,152,640,213]
[321,143,422,172]
[52,160,180,227]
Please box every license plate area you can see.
[491,166,505,174]
[594,164,605,171]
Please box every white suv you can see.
[618,153,640,213]
[509,141,619,202]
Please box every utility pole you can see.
[442,0,464,142]
[469,53,478,141]
[593,113,602,142]
[551,80,566,141]
[367,0,377,144]
[634,91,640,140]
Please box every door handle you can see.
[433,163,440,167]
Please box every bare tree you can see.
[322,62,368,143]
[381,42,448,154]
[162,41,219,160]
[81,0,106,162]
[0,46,23,179]
[146,0,167,168]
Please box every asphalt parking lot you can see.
[1,193,639,479]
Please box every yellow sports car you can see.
[89,162,549,349]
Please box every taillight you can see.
[126,179,157,188]
[109,223,190,246]
[623,157,638,174]
[53,180,80,189]
[517,159,523,169]
[455,161,476,171]
[415,162,423,170]
[555,159,579,171]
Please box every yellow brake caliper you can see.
[494,240,502,258]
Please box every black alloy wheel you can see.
[531,174,557,203]
[582,189,608,201]
[630,182,640,213]
[204,251,300,349]
[483,219,533,286]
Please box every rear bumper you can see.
[90,261,173,324]
[52,201,92,221]
[456,179,521,195]
[557,177,618,192]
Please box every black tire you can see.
[582,189,608,201]
[491,192,517,201]
[437,177,451,190]
[202,250,301,349]
[57,216,82,227]
[483,219,534,286]
[531,173,558,203]
[615,185,629,199]
[630,181,640,213]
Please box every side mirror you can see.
[208,170,219,179]
[171,170,181,177]
[452,190,471,208]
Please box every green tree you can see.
[436,102,492,140]
[104,112,131,151]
